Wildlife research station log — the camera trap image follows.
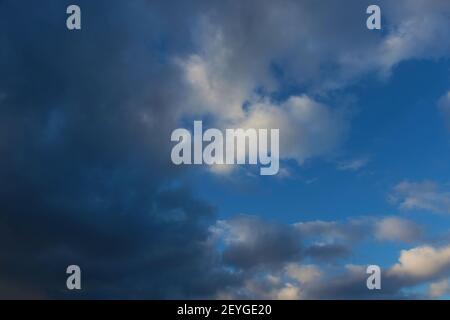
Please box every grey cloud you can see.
[212,215,447,299]
[375,217,423,243]
[213,215,366,270]
[305,244,351,262]
[295,219,370,244]
[214,214,423,275]
[214,216,303,270]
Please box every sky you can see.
[1,0,450,299]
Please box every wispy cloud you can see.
[337,156,370,171]
[390,180,450,214]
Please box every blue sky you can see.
[192,59,450,221]
[172,9,450,296]
[187,57,450,279]
[2,0,450,299]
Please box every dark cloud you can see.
[214,215,363,270]
[0,0,235,299]
[305,244,351,262]
[216,216,303,270]
[304,269,410,300]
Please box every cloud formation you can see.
[175,0,450,175]
[389,245,450,281]
[1,0,450,299]
[215,220,450,299]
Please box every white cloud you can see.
[339,0,450,79]
[178,52,247,121]
[238,96,347,165]
[390,180,450,214]
[176,1,450,177]
[389,244,450,280]
[177,27,349,174]
[376,8,450,73]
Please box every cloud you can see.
[368,0,450,75]
[375,217,422,243]
[337,156,370,171]
[305,244,352,262]
[221,241,450,299]
[285,264,322,284]
[212,216,303,269]
[0,0,238,298]
[179,39,349,169]
[238,96,348,165]
[305,242,450,299]
[294,219,369,244]
[204,0,450,90]
[175,0,450,176]
[2,0,450,299]
[215,262,322,299]
[213,215,377,270]
[217,261,405,299]
[428,279,450,298]
[389,245,450,281]
[210,215,434,298]
[390,181,450,214]
[296,216,422,247]
[214,214,423,275]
